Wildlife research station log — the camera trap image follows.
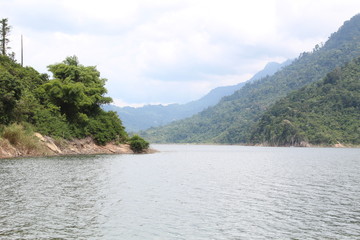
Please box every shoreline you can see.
[0,133,156,160]
[150,142,360,148]
[2,139,357,160]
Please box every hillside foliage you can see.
[141,14,360,145]
[251,57,360,146]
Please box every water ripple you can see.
[0,146,359,239]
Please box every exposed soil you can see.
[0,133,156,159]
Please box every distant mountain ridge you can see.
[105,60,290,132]
[141,14,360,144]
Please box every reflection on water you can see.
[0,145,359,239]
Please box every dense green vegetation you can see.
[128,135,150,153]
[141,14,360,145]
[0,53,149,151]
[0,54,48,125]
[251,58,360,146]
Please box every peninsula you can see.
[0,53,150,158]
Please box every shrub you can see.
[129,135,149,153]
[2,123,25,145]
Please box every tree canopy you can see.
[34,55,127,144]
[38,56,112,121]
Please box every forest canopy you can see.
[250,57,360,146]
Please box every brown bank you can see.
[0,133,156,159]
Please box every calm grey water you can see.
[0,145,360,240]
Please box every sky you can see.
[1,0,360,107]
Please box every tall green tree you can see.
[0,18,11,55]
[38,55,112,122]
[36,56,128,144]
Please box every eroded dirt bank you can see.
[0,133,155,159]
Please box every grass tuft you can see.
[1,123,45,154]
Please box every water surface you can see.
[1,145,359,239]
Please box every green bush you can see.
[129,135,149,153]
[86,110,128,145]
[33,105,73,139]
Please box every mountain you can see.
[105,60,289,132]
[141,14,360,144]
[250,60,292,82]
[251,57,360,146]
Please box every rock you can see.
[34,132,46,142]
[299,141,311,147]
[0,139,18,158]
[103,143,133,154]
[46,142,62,154]
[334,142,345,148]
[34,133,62,154]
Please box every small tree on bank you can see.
[129,135,149,153]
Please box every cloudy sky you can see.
[1,0,360,106]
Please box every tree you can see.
[36,56,128,143]
[39,55,112,122]
[0,18,11,55]
[0,54,47,125]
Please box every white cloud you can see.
[3,0,360,105]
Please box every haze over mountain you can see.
[141,14,360,145]
[105,60,290,132]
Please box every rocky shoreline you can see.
[0,133,155,159]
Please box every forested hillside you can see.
[251,57,360,146]
[107,60,289,132]
[141,14,360,144]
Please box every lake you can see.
[0,144,359,239]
